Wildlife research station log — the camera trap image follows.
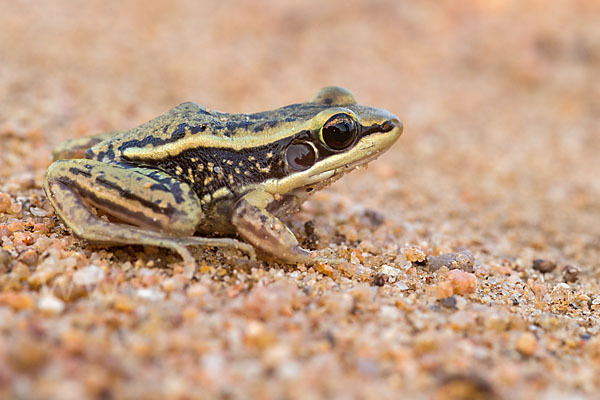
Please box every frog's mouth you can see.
[265,119,402,195]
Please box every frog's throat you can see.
[263,125,402,195]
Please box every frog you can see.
[44,86,403,274]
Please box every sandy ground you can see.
[1,1,600,399]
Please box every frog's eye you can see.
[286,142,317,172]
[320,113,357,151]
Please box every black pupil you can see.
[322,115,356,150]
[286,142,316,171]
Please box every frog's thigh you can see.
[44,160,256,270]
[231,190,315,264]
[46,159,204,235]
[52,132,121,160]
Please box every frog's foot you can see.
[310,252,346,265]
[232,190,345,266]
[274,245,344,265]
[70,220,255,279]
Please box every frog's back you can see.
[85,102,216,162]
[85,101,331,163]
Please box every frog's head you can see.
[265,86,403,195]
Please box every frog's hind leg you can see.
[52,131,121,160]
[44,159,255,276]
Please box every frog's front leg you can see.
[44,159,255,276]
[231,190,341,265]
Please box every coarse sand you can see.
[1,1,600,399]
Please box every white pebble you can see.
[380,264,400,278]
[136,288,165,301]
[29,207,49,217]
[73,265,105,286]
[379,305,400,321]
[38,295,65,315]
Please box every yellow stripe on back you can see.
[121,120,315,160]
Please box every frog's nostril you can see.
[381,119,399,132]
[390,118,402,132]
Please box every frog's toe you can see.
[165,242,196,278]
[312,253,346,265]
[291,248,345,265]
[235,241,257,260]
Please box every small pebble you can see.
[162,276,185,293]
[61,329,86,355]
[113,295,136,312]
[73,265,106,286]
[445,269,477,295]
[17,249,38,266]
[435,281,454,299]
[7,220,24,232]
[12,262,31,280]
[359,240,380,255]
[405,247,427,263]
[533,259,556,273]
[362,209,385,227]
[38,295,65,315]
[440,296,457,309]
[0,292,35,311]
[28,265,60,287]
[136,288,166,301]
[372,273,388,287]
[0,250,11,266]
[516,332,537,356]
[380,264,400,278]
[413,331,439,354]
[0,193,11,213]
[433,374,497,400]
[9,202,22,214]
[314,262,338,279]
[529,280,547,299]
[13,231,34,246]
[337,262,356,278]
[562,265,579,283]
[428,250,475,272]
[449,311,475,330]
[7,337,49,371]
[29,207,49,217]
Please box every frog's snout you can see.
[384,116,403,141]
[388,117,402,132]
